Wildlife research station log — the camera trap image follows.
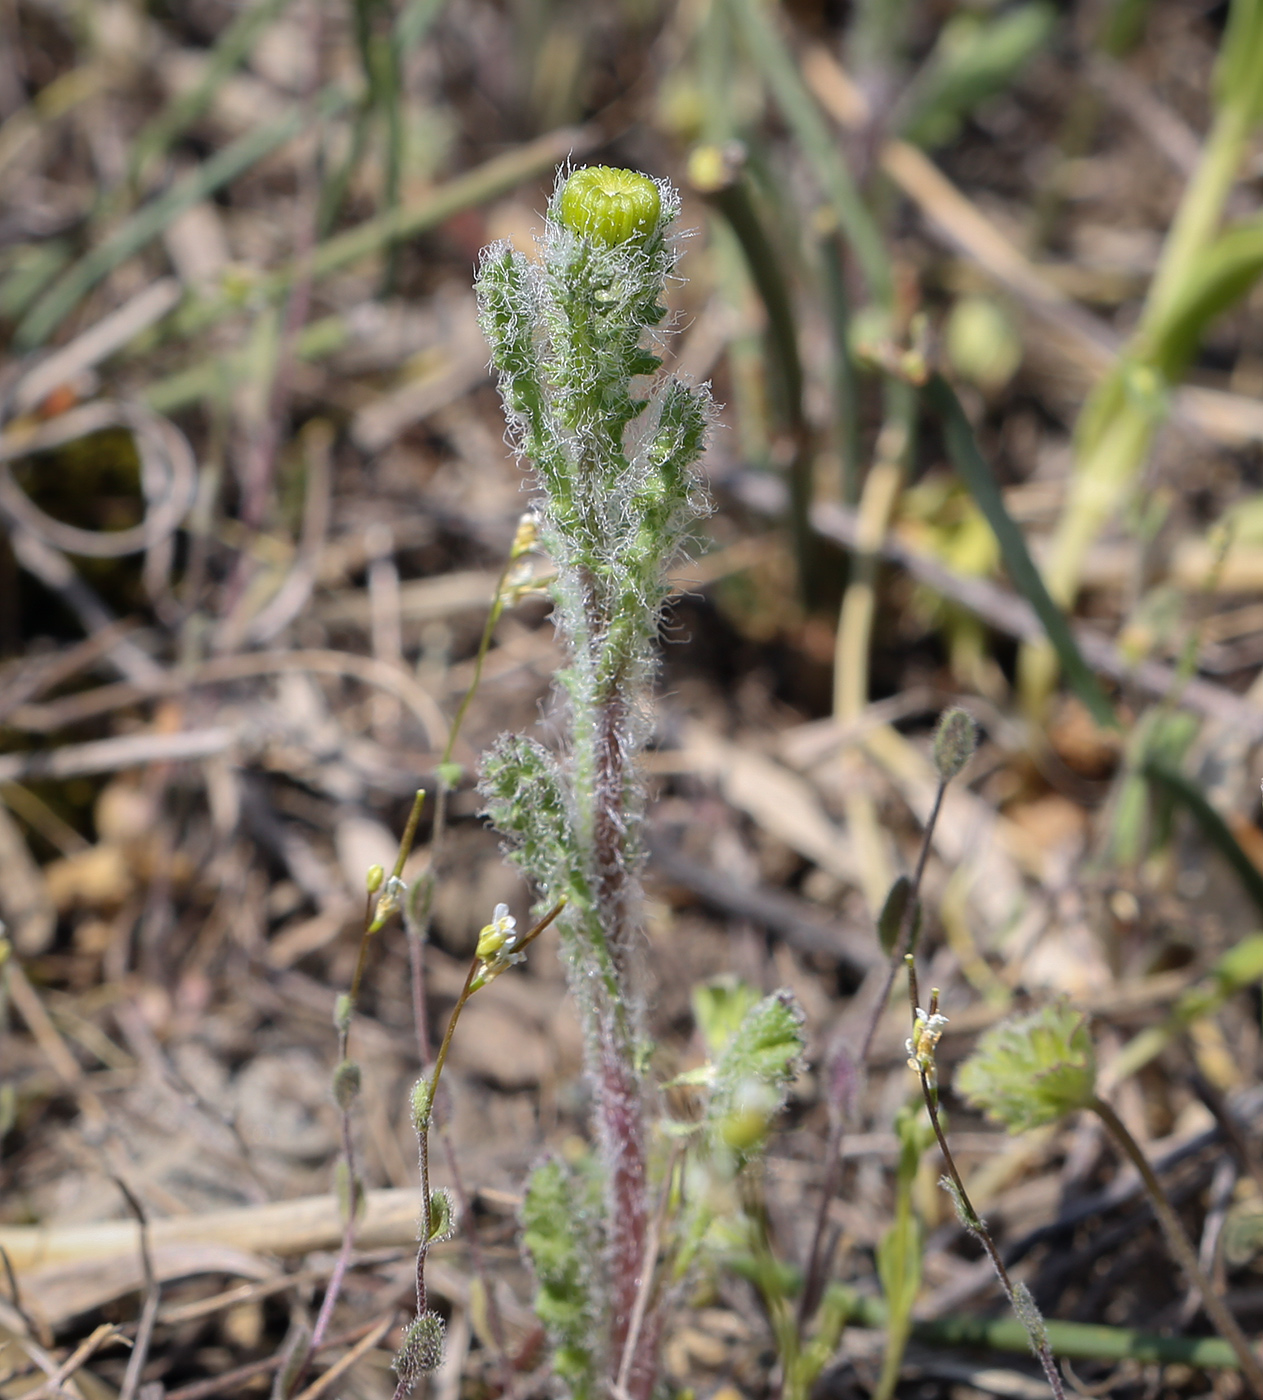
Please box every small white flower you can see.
[907,1003,949,1080]
[476,903,518,960]
[370,875,407,930]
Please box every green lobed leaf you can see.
[521,1157,603,1398]
[956,1001,1096,1132]
[706,989,805,1160]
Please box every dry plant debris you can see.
[2,0,1263,1397]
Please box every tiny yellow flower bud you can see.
[366,864,385,893]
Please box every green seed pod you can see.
[426,1187,458,1243]
[877,874,919,956]
[558,165,662,246]
[393,1311,446,1389]
[956,1001,1096,1132]
[333,993,353,1034]
[933,706,978,781]
[335,1159,364,1224]
[366,864,385,893]
[332,1058,361,1111]
[411,1076,433,1131]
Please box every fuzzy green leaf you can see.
[521,1157,603,1398]
[479,734,578,896]
[706,989,805,1159]
[956,1001,1096,1132]
[692,978,762,1060]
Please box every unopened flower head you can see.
[558,165,663,245]
[933,707,978,781]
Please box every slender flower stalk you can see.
[800,708,977,1326]
[392,899,566,1399]
[957,996,1263,1399]
[283,790,426,1399]
[906,964,1067,1400]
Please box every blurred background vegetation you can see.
[5,0,1263,1396]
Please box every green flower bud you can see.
[933,706,978,781]
[366,864,385,893]
[333,993,353,1034]
[558,165,662,246]
[332,1058,361,1111]
[944,295,1022,393]
[956,1001,1096,1132]
[393,1312,445,1389]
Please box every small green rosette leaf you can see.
[956,1001,1096,1132]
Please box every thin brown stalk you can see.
[397,898,566,1400]
[799,772,948,1326]
[903,961,1067,1400]
[24,1323,122,1400]
[164,1317,388,1400]
[1091,1093,1263,1399]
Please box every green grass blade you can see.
[1146,215,1263,379]
[925,372,1118,728]
[129,0,297,180]
[1142,756,1263,916]
[838,1289,1242,1368]
[17,85,350,350]
[726,0,892,306]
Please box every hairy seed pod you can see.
[933,707,978,781]
[426,1187,458,1243]
[393,1311,445,1389]
[332,1058,361,1110]
[558,165,662,245]
[411,1076,432,1131]
[333,993,353,1034]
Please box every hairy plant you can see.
[475,164,714,1399]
